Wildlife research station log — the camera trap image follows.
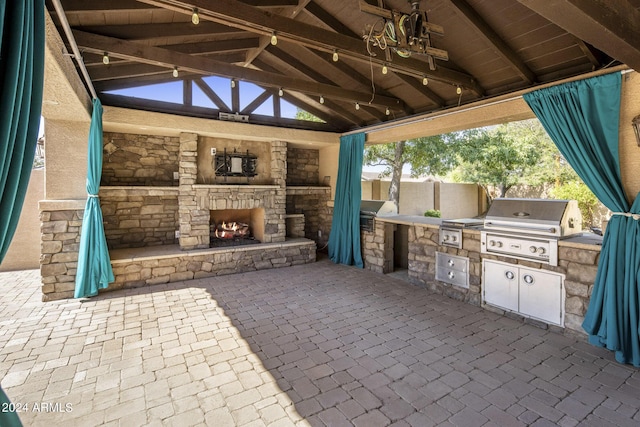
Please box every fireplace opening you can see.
[210,208,264,248]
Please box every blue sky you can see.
[106,76,299,118]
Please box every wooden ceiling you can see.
[46,0,640,133]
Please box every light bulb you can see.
[191,8,199,25]
[332,50,339,62]
[422,76,428,86]
[382,64,388,75]
[456,86,462,95]
[319,95,324,104]
[355,102,360,110]
[172,67,179,78]
[270,33,278,45]
[385,107,390,116]
[102,52,109,65]
[278,88,284,97]
[230,79,236,89]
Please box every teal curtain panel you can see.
[0,0,45,266]
[74,98,115,298]
[524,73,640,367]
[328,133,365,268]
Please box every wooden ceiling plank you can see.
[517,0,640,71]
[393,73,446,108]
[134,0,483,94]
[89,63,171,81]
[193,78,231,111]
[167,38,260,55]
[73,29,406,109]
[304,1,359,37]
[77,22,247,43]
[58,0,155,13]
[449,0,537,84]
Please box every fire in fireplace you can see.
[210,208,263,248]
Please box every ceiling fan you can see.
[360,0,448,70]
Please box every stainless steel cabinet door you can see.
[483,260,518,312]
[518,267,564,326]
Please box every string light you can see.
[270,32,278,45]
[278,88,284,97]
[382,63,388,75]
[102,52,109,65]
[319,95,324,104]
[332,50,339,62]
[385,107,390,116]
[456,86,462,95]
[422,76,428,86]
[355,102,360,110]
[191,8,200,25]
[230,79,236,89]
[172,67,179,78]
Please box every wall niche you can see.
[197,137,272,185]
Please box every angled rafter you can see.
[517,0,640,72]
[57,0,297,13]
[393,73,445,108]
[73,29,406,109]
[134,0,484,94]
[167,38,260,55]
[193,78,231,111]
[252,59,366,126]
[241,89,274,115]
[449,0,536,84]
[265,45,388,121]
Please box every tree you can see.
[449,120,567,200]
[295,108,324,123]
[363,135,455,208]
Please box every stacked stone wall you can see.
[286,147,319,185]
[286,187,331,247]
[100,187,179,249]
[110,241,316,290]
[40,208,84,301]
[102,133,179,186]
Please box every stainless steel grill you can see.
[359,200,397,232]
[480,198,582,266]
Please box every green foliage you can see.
[363,135,456,178]
[295,108,324,123]
[550,181,599,229]
[448,120,577,199]
[424,209,441,218]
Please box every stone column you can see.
[178,132,209,250]
[270,141,287,243]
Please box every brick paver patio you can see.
[1,258,639,426]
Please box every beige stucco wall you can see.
[619,71,640,204]
[1,169,44,272]
[436,183,480,219]
[319,144,340,200]
[378,181,436,216]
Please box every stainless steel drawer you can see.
[436,252,469,289]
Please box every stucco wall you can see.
[0,169,44,272]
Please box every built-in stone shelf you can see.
[193,184,280,190]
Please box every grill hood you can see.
[360,200,398,217]
[484,198,582,237]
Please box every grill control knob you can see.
[451,236,458,242]
[489,240,496,247]
[496,241,503,248]
[529,246,537,253]
[537,247,546,254]
[444,235,450,241]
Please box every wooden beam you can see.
[73,29,406,109]
[183,79,192,106]
[167,38,260,55]
[393,73,446,108]
[517,0,640,72]
[449,0,536,84]
[57,0,297,13]
[305,1,359,37]
[134,0,483,94]
[76,22,247,44]
[240,89,274,115]
[193,79,230,111]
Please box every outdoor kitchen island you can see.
[363,214,603,337]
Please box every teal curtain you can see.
[328,133,365,268]
[0,2,44,424]
[0,0,45,266]
[74,98,114,298]
[524,72,640,366]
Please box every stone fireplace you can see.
[178,133,287,250]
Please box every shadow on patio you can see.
[0,259,639,426]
